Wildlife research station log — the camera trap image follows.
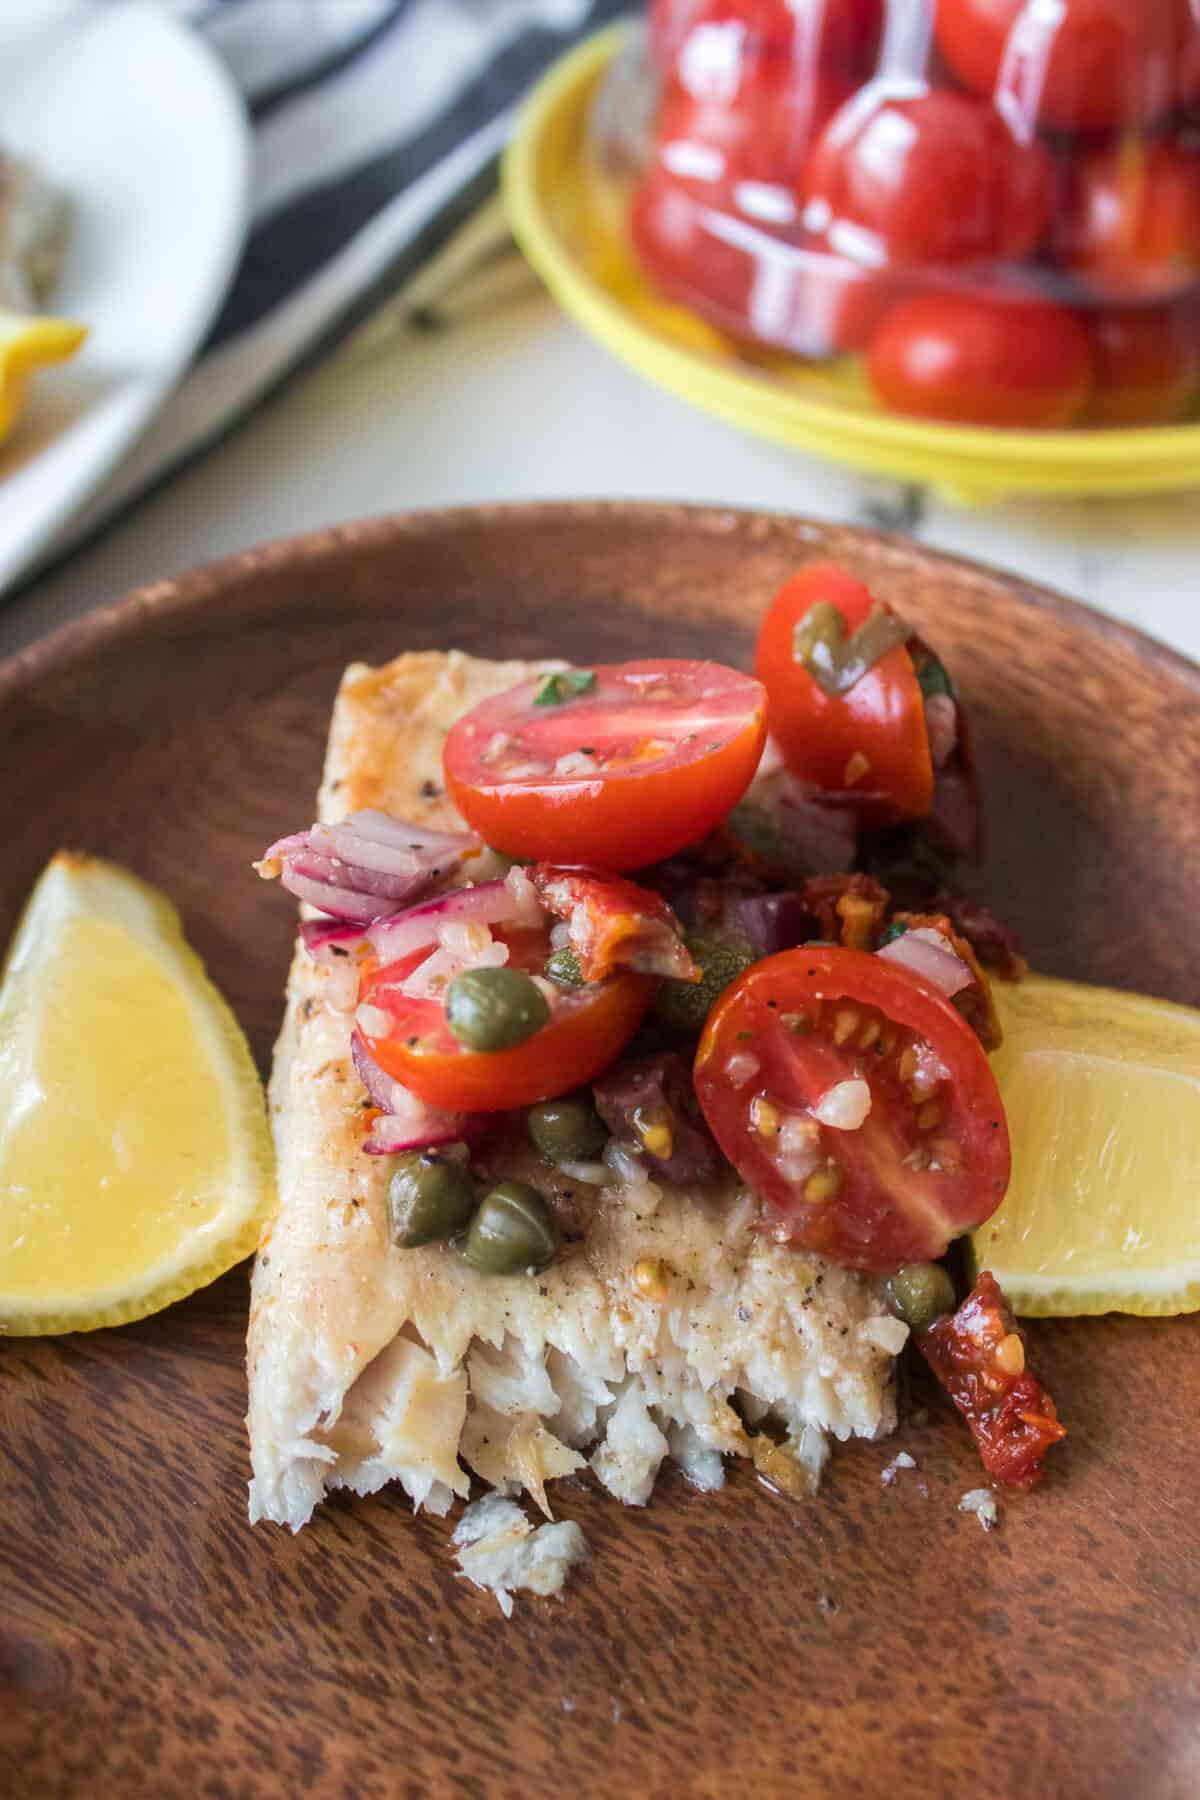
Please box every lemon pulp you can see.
[971,976,1200,1317]
[0,853,274,1333]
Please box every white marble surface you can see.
[2,287,1198,663]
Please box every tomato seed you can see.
[751,1095,781,1137]
[994,1332,1026,1376]
[917,1102,942,1131]
[858,1017,881,1050]
[833,1008,859,1046]
[804,1164,843,1204]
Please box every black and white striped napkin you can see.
[51,0,631,571]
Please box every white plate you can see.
[0,1,249,592]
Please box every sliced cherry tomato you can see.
[935,0,1186,134]
[753,562,933,823]
[358,928,654,1111]
[867,292,1093,429]
[693,946,1011,1273]
[920,1271,1066,1487]
[1048,140,1200,303]
[443,659,766,870]
[803,88,1052,270]
[1083,304,1200,427]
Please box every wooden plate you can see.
[2,504,1198,1799]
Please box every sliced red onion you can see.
[299,918,368,964]
[366,876,542,964]
[731,891,812,958]
[351,1030,491,1154]
[363,1112,474,1156]
[878,927,973,997]
[255,810,479,924]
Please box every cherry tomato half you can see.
[1084,304,1200,427]
[1048,140,1200,303]
[443,659,767,870]
[753,562,933,823]
[803,87,1052,270]
[358,929,654,1111]
[693,946,1011,1272]
[935,0,1187,135]
[867,291,1094,429]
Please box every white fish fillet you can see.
[246,651,903,1533]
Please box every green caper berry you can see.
[527,1094,607,1163]
[464,1180,558,1275]
[885,1262,957,1333]
[654,923,757,1034]
[445,965,549,1051]
[544,946,585,988]
[387,1145,475,1248]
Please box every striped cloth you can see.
[51,0,631,570]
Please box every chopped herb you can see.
[783,1012,809,1035]
[880,921,908,945]
[736,1030,753,1042]
[534,669,597,707]
[793,600,912,697]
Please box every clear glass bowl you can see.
[591,0,1200,430]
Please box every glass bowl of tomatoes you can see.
[592,0,1200,432]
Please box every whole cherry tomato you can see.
[648,0,884,79]
[657,62,852,206]
[934,0,1188,135]
[867,291,1094,428]
[631,167,893,354]
[443,659,766,869]
[753,561,933,822]
[693,946,1012,1272]
[803,86,1053,270]
[1083,304,1200,427]
[1048,140,1200,302]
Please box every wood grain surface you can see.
[1,504,1198,1800]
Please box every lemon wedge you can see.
[0,309,87,442]
[0,853,274,1335]
[970,975,1200,1318]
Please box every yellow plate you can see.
[503,25,1200,504]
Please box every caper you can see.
[527,1093,607,1163]
[655,923,757,1034]
[445,965,549,1052]
[464,1180,558,1275]
[544,946,585,988]
[387,1145,475,1248]
[885,1262,957,1333]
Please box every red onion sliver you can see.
[362,1113,472,1156]
[366,877,541,964]
[351,1031,494,1156]
[351,1029,413,1114]
[300,918,368,963]
[878,927,973,997]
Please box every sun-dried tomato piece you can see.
[920,1271,1066,1488]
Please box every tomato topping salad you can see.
[259,559,1066,1493]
